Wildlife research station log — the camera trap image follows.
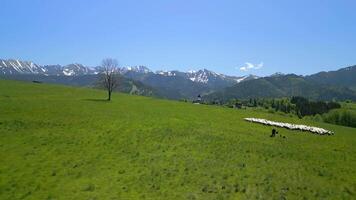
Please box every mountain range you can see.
[205,73,356,102]
[0,59,256,99]
[0,59,97,76]
[1,58,356,101]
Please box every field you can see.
[0,79,355,199]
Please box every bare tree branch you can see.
[98,58,120,101]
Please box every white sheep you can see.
[244,118,333,135]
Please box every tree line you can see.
[321,109,356,128]
[205,96,341,118]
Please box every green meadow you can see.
[0,79,355,199]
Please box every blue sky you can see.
[1,0,356,76]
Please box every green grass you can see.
[0,79,356,199]
[342,102,356,110]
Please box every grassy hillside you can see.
[0,80,355,199]
[0,74,157,97]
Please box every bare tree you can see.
[98,58,120,101]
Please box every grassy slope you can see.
[342,102,356,110]
[0,80,355,200]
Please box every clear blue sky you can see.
[1,0,356,76]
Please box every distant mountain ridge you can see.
[1,58,356,101]
[0,59,253,84]
[305,65,356,91]
[0,59,97,76]
[0,59,157,96]
[0,59,254,99]
[205,66,356,101]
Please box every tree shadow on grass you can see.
[83,98,110,102]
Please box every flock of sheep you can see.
[244,118,334,135]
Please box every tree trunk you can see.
[108,90,111,101]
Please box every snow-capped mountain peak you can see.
[0,59,44,74]
[121,66,151,74]
[187,69,213,83]
[62,63,94,76]
[186,68,253,85]
[236,76,248,83]
[0,59,94,76]
[235,74,259,83]
[156,70,177,76]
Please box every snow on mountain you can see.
[42,65,63,76]
[0,59,256,85]
[235,74,259,83]
[186,69,219,83]
[62,64,95,76]
[155,68,225,84]
[0,59,45,75]
[185,69,257,85]
[236,76,248,83]
[120,66,151,74]
[0,59,95,76]
[156,70,177,76]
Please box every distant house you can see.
[193,94,202,104]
